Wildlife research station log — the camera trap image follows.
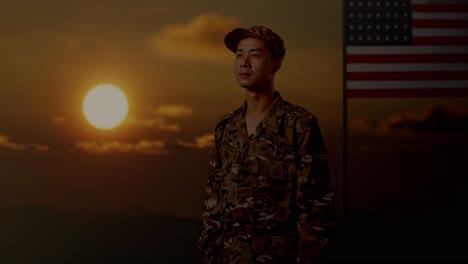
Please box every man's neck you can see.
[243,88,275,136]
[245,88,276,117]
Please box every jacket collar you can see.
[236,91,286,137]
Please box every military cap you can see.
[224,25,286,58]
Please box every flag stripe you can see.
[412,36,468,45]
[347,46,468,54]
[347,88,468,98]
[412,4,468,12]
[347,63,468,72]
[412,0,468,4]
[347,54,468,63]
[413,28,468,36]
[413,19,468,28]
[348,80,468,89]
[347,71,468,80]
[413,12,468,20]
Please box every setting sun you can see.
[83,84,129,130]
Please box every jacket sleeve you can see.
[294,116,335,263]
[198,130,224,263]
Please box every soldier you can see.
[198,25,335,263]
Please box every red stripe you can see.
[413,19,468,29]
[413,36,468,45]
[347,88,468,98]
[347,71,468,81]
[347,54,468,63]
[412,4,468,12]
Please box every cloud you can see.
[150,14,239,63]
[351,105,468,135]
[124,115,179,131]
[51,116,66,124]
[75,140,165,154]
[0,134,49,152]
[123,104,193,131]
[177,134,214,150]
[76,133,214,155]
[151,104,193,117]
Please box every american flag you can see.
[345,0,468,97]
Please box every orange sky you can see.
[1,0,467,219]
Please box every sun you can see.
[83,84,129,130]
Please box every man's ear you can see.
[272,58,283,73]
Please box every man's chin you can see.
[237,81,267,92]
[238,82,252,89]
[240,85,256,91]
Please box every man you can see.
[198,25,335,263]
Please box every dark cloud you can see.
[123,104,193,132]
[0,134,49,152]
[176,134,213,150]
[150,14,239,62]
[352,105,468,135]
[75,140,165,154]
[391,105,468,134]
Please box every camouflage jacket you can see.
[198,92,335,263]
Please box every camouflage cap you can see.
[224,25,286,59]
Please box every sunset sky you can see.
[1,0,467,222]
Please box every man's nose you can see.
[240,57,250,67]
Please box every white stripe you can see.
[412,0,468,4]
[347,80,468,89]
[414,28,468,36]
[347,46,468,54]
[347,63,468,72]
[413,12,468,20]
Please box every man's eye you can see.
[236,53,242,57]
[251,54,260,57]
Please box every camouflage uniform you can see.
[198,92,335,263]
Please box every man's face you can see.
[234,37,281,91]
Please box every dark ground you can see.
[0,206,201,264]
[1,206,467,263]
